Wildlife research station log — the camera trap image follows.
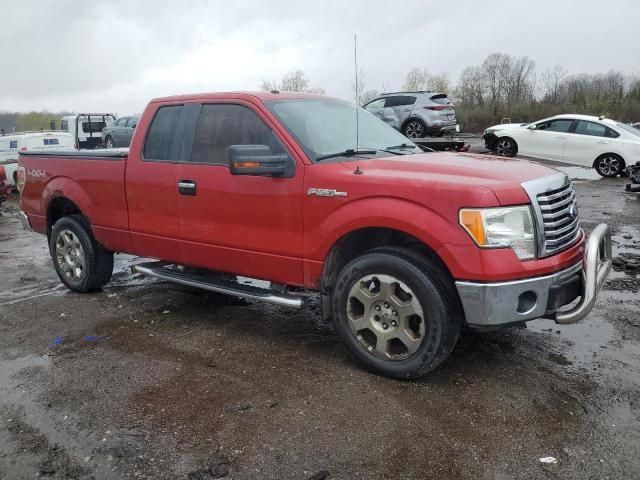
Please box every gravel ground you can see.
[1,149,639,479]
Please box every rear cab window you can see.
[143,105,184,161]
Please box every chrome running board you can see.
[131,262,305,309]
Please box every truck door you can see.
[125,103,187,263]
[175,101,305,285]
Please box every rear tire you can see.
[495,137,517,157]
[595,153,624,177]
[402,119,427,139]
[49,215,113,292]
[331,247,462,379]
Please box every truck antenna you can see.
[353,33,363,175]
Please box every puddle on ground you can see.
[527,316,615,366]
[554,165,603,181]
[611,225,640,256]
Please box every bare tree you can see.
[430,73,451,93]
[352,68,367,104]
[260,70,324,94]
[456,66,486,106]
[541,65,567,104]
[402,67,430,91]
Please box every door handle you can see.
[178,179,196,196]
[555,136,566,139]
[596,140,608,144]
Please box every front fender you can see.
[305,196,469,262]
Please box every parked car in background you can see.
[60,114,116,149]
[0,131,74,186]
[102,115,140,148]
[363,91,457,138]
[484,114,640,177]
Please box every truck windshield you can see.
[265,98,419,162]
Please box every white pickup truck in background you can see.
[60,113,115,149]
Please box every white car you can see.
[0,131,75,186]
[483,114,640,177]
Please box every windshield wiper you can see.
[385,143,417,151]
[315,149,378,162]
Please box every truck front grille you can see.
[536,182,580,256]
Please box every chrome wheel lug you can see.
[391,320,398,327]
[374,315,380,322]
[382,323,389,330]
[392,310,398,316]
[375,305,381,311]
[383,302,389,308]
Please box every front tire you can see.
[402,119,427,139]
[49,215,114,292]
[104,136,114,149]
[331,248,462,379]
[494,137,517,157]
[595,153,624,177]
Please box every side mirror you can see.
[527,124,537,130]
[228,145,294,178]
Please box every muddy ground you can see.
[1,150,639,479]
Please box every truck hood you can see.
[340,152,562,205]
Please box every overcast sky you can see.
[2,0,638,114]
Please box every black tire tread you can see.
[49,215,113,292]
[331,247,462,379]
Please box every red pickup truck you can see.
[17,92,612,379]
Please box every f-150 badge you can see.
[307,188,347,198]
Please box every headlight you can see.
[459,206,536,260]
[484,128,497,135]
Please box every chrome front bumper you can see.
[18,211,32,231]
[456,224,612,328]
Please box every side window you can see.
[191,104,286,165]
[364,98,385,111]
[143,105,184,161]
[127,117,138,128]
[605,127,619,138]
[9,140,18,149]
[60,120,68,131]
[384,96,416,108]
[115,118,126,127]
[574,120,608,137]
[543,119,573,133]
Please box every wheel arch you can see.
[46,195,85,238]
[319,227,459,313]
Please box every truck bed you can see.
[19,148,129,159]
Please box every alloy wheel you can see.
[346,274,425,360]
[55,229,85,281]
[495,139,514,156]
[598,156,620,176]
[404,121,425,139]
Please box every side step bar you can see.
[131,262,305,309]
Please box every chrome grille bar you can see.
[521,173,581,257]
